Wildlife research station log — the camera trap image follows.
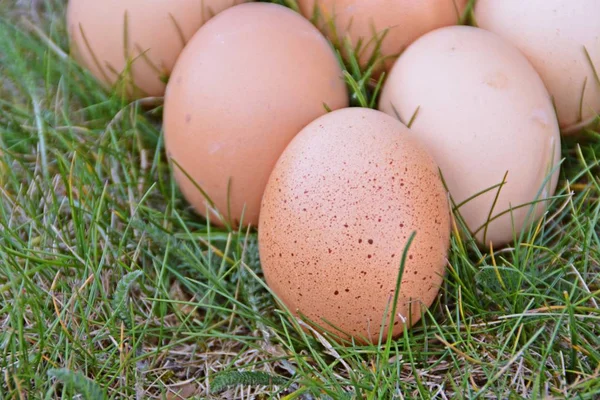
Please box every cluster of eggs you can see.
[68,0,599,343]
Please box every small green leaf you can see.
[475,266,521,294]
[111,270,143,328]
[211,371,287,393]
[48,368,106,400]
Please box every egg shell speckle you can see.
[258,108,450,343]
[67,0,247,98]
[164,3,348,228]
[379,26,561,247]
[475,0,600,133]
[297,0,466,72]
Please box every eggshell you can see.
[475,1,600,133]
[297,0,466,72]
[258,108,450,343]
[67,0,247,98]
[379,26,561,247]
[164,3,348,228]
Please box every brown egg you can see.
[259,108,450,343]
[297,0,466,72]
[379,26,561,247]
[164,3,348,228]
[67,0,247,98]
[474,0,600,133]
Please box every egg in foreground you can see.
[297,0,466,72]
[259,108,450,343]
[164,3,348,228]
[475,0,600,134]
[379,26,561,247]
[67,0,247,98]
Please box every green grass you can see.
[1,1,600,399]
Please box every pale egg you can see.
[297,0,466,72]
[475,0,600,133]
[67,0,247,98]
[379,26,561,246]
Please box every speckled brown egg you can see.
[297,0,466,72]
[258,108,450,343]
[475,0,600,134]
[164,3,348,228]
[67,0,248,98]
[379,26,561,247]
